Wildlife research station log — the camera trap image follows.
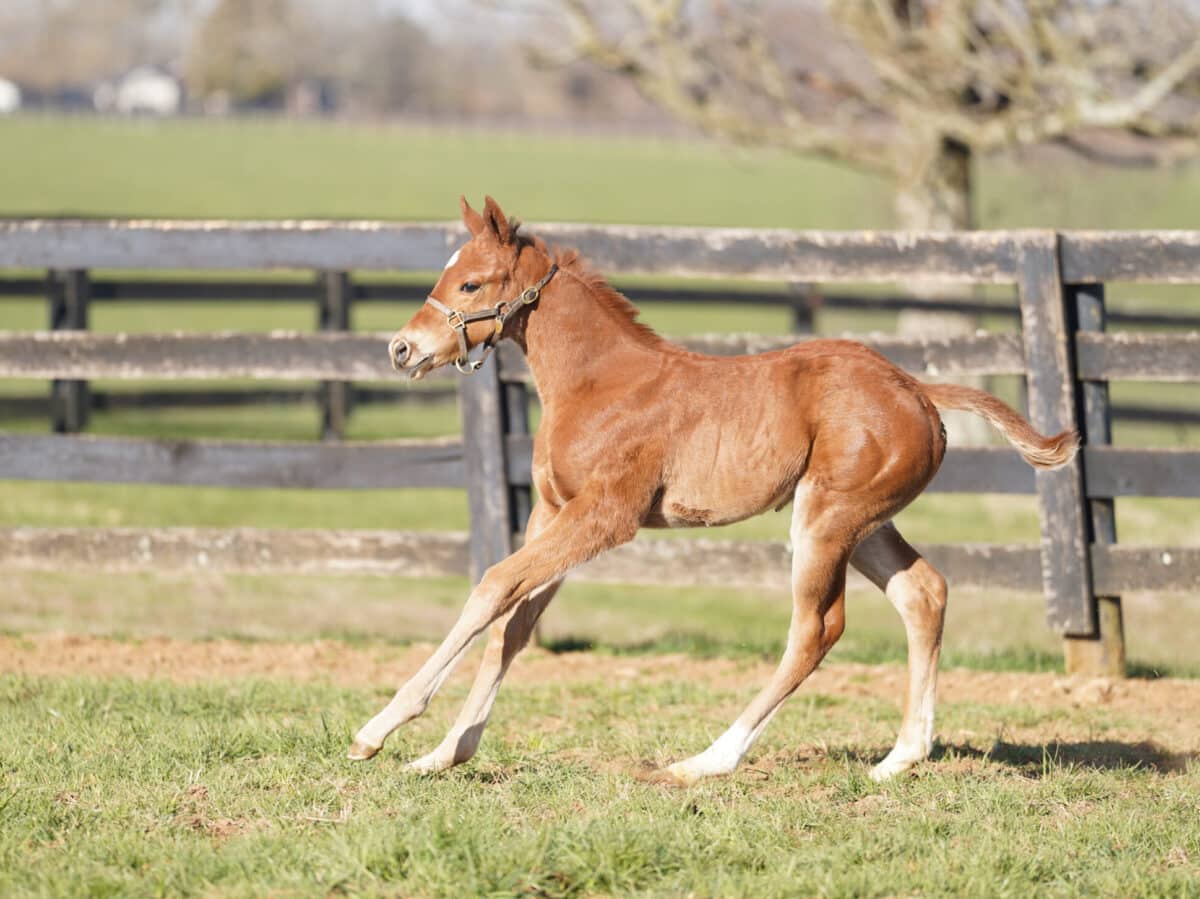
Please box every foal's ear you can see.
[460,195,485,237]
[482,195,514,246]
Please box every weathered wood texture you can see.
[460,359,515,580]
[1061,232,1200,283]
[0,433,534,489]
[5,275,1199,332]
[0,220,1031,282]
[5,526,1193,594]
[1091,545,1200,593]
[503,381,535,533]
[318,270,352,440]
[1066,283,1124,677]
[0,331,407,381]
[0,330,1025,380]
[1017,235,1094,636]
[1083,448,1200,498]
[1075,333,1200,381]
[49,269,90,433]
[0,527,470,578]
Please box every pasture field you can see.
[1,634,1198,898]
[1,116,1199,897]
[0,115,1197,674]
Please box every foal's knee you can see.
[820,601,846,655]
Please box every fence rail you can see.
[2,220,1198,676]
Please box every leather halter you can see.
[424,264,558,374]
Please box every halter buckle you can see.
[446,309,466,330]
[519,286,540,305]
[455,358,483,374]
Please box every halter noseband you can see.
[424,264,558,374]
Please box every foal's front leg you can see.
[349,484,643,761]
[406,504,563,774]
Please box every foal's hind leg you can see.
[850,522,948,781]
[660,489,851,785]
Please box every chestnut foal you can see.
[350,196,1076,784]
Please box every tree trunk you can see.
[894,137,992,444]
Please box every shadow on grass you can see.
[828,740,1195,775]
[936,740,1197,774]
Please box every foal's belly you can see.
[647,473,800,529]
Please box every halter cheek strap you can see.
[425,264,558,374]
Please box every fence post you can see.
[460,358,514,582]
[318,271,352,441]
[503,380,534,535]
[1064,283,1126,677]
[786,282,818,334]
[1015,233,1098,653]
[48,268,90,433]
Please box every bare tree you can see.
[545,0,1200,232]
[186,0,317,108]
[0,0,190,92]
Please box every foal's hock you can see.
[352,196,1077,783]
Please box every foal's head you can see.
[389,195,546,379]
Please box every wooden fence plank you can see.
[0,527,470,577]
[1075,332,1200,381]
[0,331,405,381]
[0,220,1028,282]
[926,447,1035,494]
[460,359,515,580]
[0,330,1026,381]
[49,269,90,433]
[0,433,535,489]
[0,221,461,271]
[1017,234,1094,635]
[0,527,1055,591]
[318,271,353,440]
[5,526,1195,594]
[1066,283,1124,677]
[1091,545,1200,593]
[1060,232,1200,283]
[1083,447,1200,498]
[530,225,1027,284]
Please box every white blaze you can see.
[443,248,462,270]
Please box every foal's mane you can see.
[518,231,663,348]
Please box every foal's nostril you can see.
[390,338,410,367]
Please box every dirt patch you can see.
[3,633,1199,754]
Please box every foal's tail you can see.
[921,382,1079,470]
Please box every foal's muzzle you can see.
[388,336,410,370]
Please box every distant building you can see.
[96,68,182,116]
[0,79,22,114]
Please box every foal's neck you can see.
[517,266,663,409]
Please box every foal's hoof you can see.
[868,756,920,782]
[347,739,381,761]
[636,766,694,788]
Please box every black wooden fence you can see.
[0,221,1197,676]
[4,271,1199,435]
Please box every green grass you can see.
[3,115,1200,230]
[0,667,1197,897]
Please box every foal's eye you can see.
[460,282,481,294]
